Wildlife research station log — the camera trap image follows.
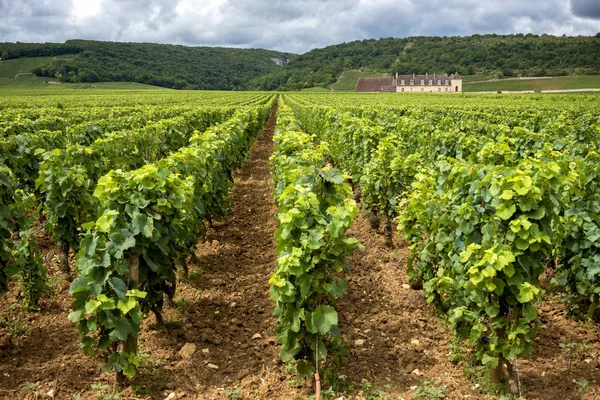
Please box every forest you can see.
[0,40,293,90]
[244,34,600,90]
[1,34,599,91]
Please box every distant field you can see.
[462,74,495,83]
[0,55,76,77]
[0,55,164,91]
[0,74,167,90]
[465,76,600,92]
[301,86,330,92]
[331,70,387,91]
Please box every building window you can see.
[410,80,414,85]
[445,80,449,85]
[401,80,405,86]
[401,88,404,92]
[420,79,424,85]
[410,88,413,92]
[445,87,448,92]
[428,80,432,85]
[438,87,441,92]
[421,88,424,92]
[437,80,441,85]
[455,85,459,92]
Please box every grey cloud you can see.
[0,0,598,54]
[571,0,600,19]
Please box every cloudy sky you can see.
[1,0,599,54]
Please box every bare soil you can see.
[0,106,599,399]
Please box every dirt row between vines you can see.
[1,104,600,399]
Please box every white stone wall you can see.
[451,78,462,92]
[396,84,457,93]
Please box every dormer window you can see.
[445,80,449,85]
[437,80,441,85]
[420,79,424,85]
[401,80,405,86]
[410,80,414,85]
[428,80,432,85]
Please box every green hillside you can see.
[244,34,600,91]
[0,40,294,90]
[464,76,600,92]
[0,74,166,90]
[330,70,388,91]
[318,73,600,94]
[1,34,599,91]
[0,54,75,78]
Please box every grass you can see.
[0,55,76,77]
[464,75,600,92]
[462,74,495,83]
[301,86,330,92]
[0,74,167,91]
[0,55,166,91]
[330,70,388,91]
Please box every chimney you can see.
[426,72,428,79]
[413,73,415,79]
[396,72,398,85]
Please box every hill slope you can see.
[0,40,294,90]
[1,34,599,91]
[244,34,600,91]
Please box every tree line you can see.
[243,34,600,91]
[0,40,293,90]
[1,34,599,91]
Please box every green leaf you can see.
[68,309,84,323]
[496,202,516,220]
[82,221,95,230]
[481,353,499,369]
[522,304,538,321]
[117,298,137,315]
[96,210,119,232]
[460,248,473,263]
[320,168,343,184]
[312,305,338,334]
[132,213,153,238]
[126,289,147,298]
[515,238,529,250]
[527,207,545,220]
[110,318,133,341]
[485,304,500,318]
[109,277,128,300]
[123,363,137,378]
[84,235,99,257]
[516,282,540,303]
[296,359,315,378]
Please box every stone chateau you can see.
[356,72,462,93]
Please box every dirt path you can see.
[336,215,467,398]
[0,105,305,400]
[337,212,600,400]
[132,104,305,399]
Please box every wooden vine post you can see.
[117,253,140,385]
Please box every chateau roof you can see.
[396,73,452,86]
[356,77,394,92]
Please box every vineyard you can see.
[0,90,600,399]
